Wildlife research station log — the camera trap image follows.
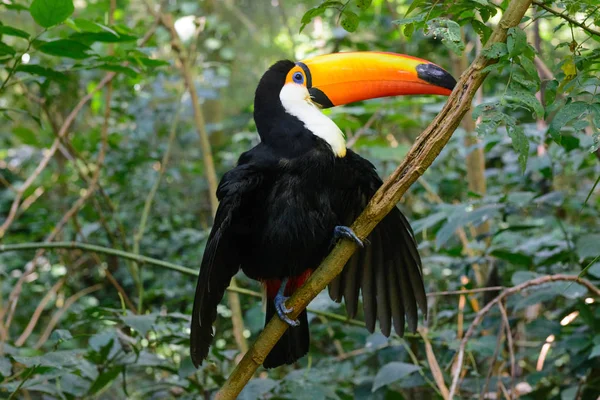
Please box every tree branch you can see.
[215,0,533,398]
[152,5,249,354]
[532,0,600,37]
[0,241,379,330]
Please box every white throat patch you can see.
[279,83,346,157]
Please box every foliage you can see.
[1,0,599,398]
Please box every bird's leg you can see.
[274,278,300,327]
[333,226,364,247]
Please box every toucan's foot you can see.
[274,278,300,327]
[274,294,300,327]
[333,226,364,247]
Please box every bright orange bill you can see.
[285,52,456,108]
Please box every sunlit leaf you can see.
[341,11,359,32]
[30,0,74,28]
[356,0,372,9]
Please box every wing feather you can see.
[329,149,426,337]
[190,163,265,367]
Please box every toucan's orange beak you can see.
[285,52,456,108]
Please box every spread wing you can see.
[190,162,265,367]
[328,149,426,337]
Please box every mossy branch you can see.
[215,0,533,398]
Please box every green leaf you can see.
[0,25,30,39]
[95,64,138,78]
[507,27,527,57]
[38,39,92,59]
[507,124,529,172]
[16,64,68,83]
[505,89,544,118]
[341,11,359,32]
[548,102,589,142]
[30,0,74,28]
[70,31,137,43]
[88,366,122,395]
[73,18,118,35]
[0,41,16,56]
[406,0,426,17]
[1,2,29,11]
[587,262,600,278]
[12,126,39,146]
[239,378,278,400]
[489,249,532,266]
[49,329,73,343]
[356,0,372,9]
[120,313,157,336]
[299,1,343,32]
[392,15,425,26]
[576,234,600,259]
[471,20,492,43]
[590,345,600,359]
[372,362,421,392]
[0,357,11,377]
[428,18,464,55]
[482,42,508,59]
[518,55,538,80]
[436,204,503,248]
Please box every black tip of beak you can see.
[416,63,457,92]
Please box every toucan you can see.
[190,52,456,369]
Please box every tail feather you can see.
[263,302,309,369]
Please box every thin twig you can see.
[14,278,66,347]
[420,327,450,399]
[133,93,183,313]
[34,284,103,349]
[448,274,600,398]
[479,317,506,400]
[346,111,380,148]
[428,286,506,296]
[401,339,444,398]
[498,302,516,399]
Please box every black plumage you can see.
[190,60,427,368]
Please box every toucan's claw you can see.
[333,226,364,248]
[274,278,300,327]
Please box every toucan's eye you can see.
[292,72,304,84]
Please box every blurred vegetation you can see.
[1,0,599,398]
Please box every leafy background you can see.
[1,0,599,398]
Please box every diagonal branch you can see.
[532,0,600,37]
[215,0,533,398]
